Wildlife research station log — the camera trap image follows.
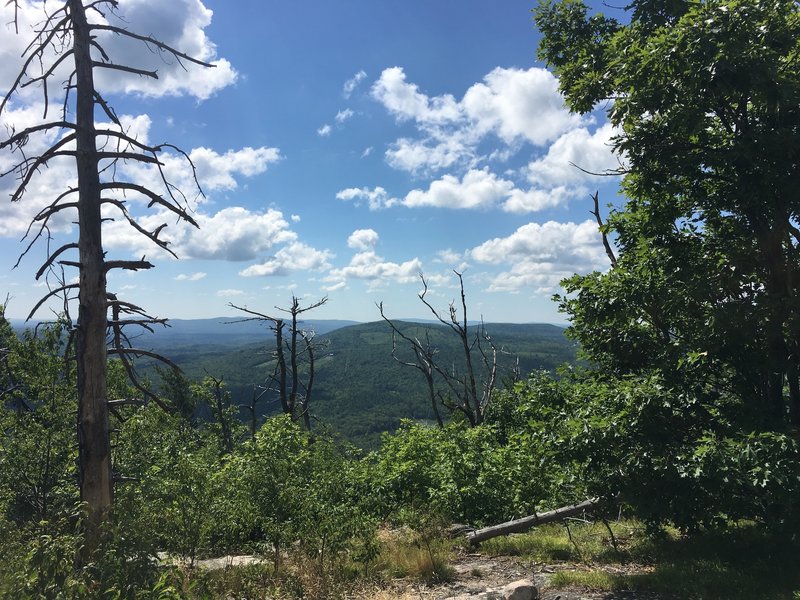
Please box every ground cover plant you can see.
[483,519,800,600]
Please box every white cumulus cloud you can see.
[470,219,608,293]
[175,272,207,281]
[502,185,583,214]
[371,67,461,125]
[93,0,238,100]
[403,168,513,210]
[370,66,589,175]
[385,135,473,173]
[336,186,398,210]
[347,229,380,250]
[328,251,423,289]
[462,67,582,145]
[188,146,281,191]
[527,123,622,186]
[239,242,333,277]
[103,206,296,261]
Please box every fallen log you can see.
[466,498,599,545]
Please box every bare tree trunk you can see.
[290,299,299,419]
[301,338,314,432]
[466,498,599,545]
[228,296,326,430]
[455,278,481,425]
[71,0,112,549]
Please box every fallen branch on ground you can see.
[467,498,600,546]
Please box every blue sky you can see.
[0,0,622,324]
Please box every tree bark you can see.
[71,0,112,551]
[466,498,599,546]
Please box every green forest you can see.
[145,319,576,449]
[2,0,800,598]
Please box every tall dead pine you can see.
[0,0,212,551]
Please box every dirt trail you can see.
[355,552,670,600]
[188,549,668,599]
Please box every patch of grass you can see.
[550,569,617,590]
[483,528,574,561]
[482,519,635,562]
[483,520,800,600]
[180,563,305,600]
[371,528,455,584]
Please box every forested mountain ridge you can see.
[146,319,576,447]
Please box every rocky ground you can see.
[352,552,669,600]
[192,548,668,599]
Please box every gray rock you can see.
[501,578,539,600]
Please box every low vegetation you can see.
[1,312,798,598]
[485,520,800,600]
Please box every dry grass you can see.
[370,526,455,584]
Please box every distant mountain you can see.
[7,315,576,448]
[144,317,358,349]
[143,319,576,449]
[8,316,358,347]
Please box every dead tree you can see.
[381,271,498,427]
[205,374,235,454]
[229,295,327,430]
[0,0,211,549]
[378,304,445,428]
[589,191,618,268]
[466,498,600,546]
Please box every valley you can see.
[140,318,576,448]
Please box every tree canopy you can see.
[536,0,800,429]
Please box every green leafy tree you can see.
[0,312,76,524]
[537,0,800,428]
[113,403,222,565]
[533,0,800,529]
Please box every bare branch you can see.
[590,191,618,268]
[568,159,627,177]
[5,135,78,202]
[379,301,445,427]
[91,60,157,79]
[101,198,179,258]
[35,242,78,279]
[26,283,79,320]
[100,181,201,226]
[107,347,180,370]
[89,24,217,69]
[104,259,155,273]
[0,121,75,152]
[0,10,71,115]
[93,90,121,126]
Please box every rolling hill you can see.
[145,319,576,448]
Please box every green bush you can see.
[373,411,577,527]
[507,371,800,532]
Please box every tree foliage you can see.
[535,0,800,528]
[537,0,800,428]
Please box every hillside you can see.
[147,319,576,448]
